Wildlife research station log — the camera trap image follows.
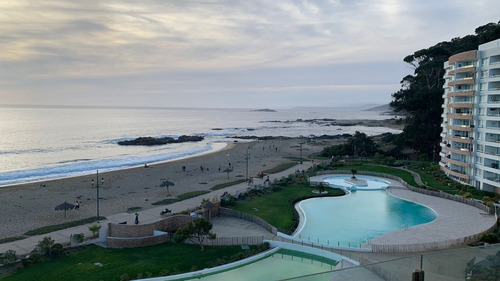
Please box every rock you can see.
[117,135,204,146]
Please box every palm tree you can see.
[351,169,357,179]
[160,179,175,196]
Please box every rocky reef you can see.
[118,135,204,146]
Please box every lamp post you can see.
[299,143,304,164]
[91,170,104,223]
[245,146,250,180]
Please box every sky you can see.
[1,0,499,109]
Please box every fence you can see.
[185,236,265,246]
[219,208,278,235]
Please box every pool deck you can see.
[368,185,496,250]
[310,174,497,254]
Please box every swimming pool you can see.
[295,176,437,248]
[323,175,391,190]
[160,248,337,281]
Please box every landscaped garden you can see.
[0,243,268,281]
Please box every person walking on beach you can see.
[75,201,80,210]
[134,213,139,224]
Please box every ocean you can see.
[0,106,399,186]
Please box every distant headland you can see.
[251,108,276,112]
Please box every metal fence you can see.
[184,236,265,246]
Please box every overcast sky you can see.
[1,1,499,109]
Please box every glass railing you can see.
[284,244,500,281]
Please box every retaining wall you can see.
[107,215,191,248]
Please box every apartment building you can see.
[440,39,500,194]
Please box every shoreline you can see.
[0,141,232,189]
[0,137,345,239]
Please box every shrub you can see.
[120,273,130,281]
[1,250,18,265]
[50,243,64,257]
[72,233,85,244]
[37,236,55,255]
[21,252,42,267]
[480,232,499,243]
[88,224,101,238]
[462,192,472,198]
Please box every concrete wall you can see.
[106,215,191,248]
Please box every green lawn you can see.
[1,244,251,281]
[231,184,344,233]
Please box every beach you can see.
[0,138,342,239]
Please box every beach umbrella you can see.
[55,201,75,219]
[222,168,233,178]
[160,180,175,196]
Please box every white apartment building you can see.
[440,39,500,194]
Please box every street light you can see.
[245,146,251,180]
[299,143,304,164]
[91,170,104,223]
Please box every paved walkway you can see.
[0,162,312,256]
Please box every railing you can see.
[187,236,266,246]
[219,208,278,235]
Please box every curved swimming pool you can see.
[164,248,337,281]
[295,176,437,248]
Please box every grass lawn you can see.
[23,217,106,236]
[331,164,419,186]
[230,184,344,233]
[1,244,250,281]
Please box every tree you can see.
[173,218,216,252]
[351,169,357,179]
[390,21,500,160]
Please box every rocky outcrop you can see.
[118,135,204,146]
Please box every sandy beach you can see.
[0,138,342,239]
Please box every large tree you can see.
[390,21,500,160]
[173,218,216,252]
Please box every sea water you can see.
[0,106,399,186]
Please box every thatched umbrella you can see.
[222,168,233,179]
[160,180,175,196]
[55,201,75,219]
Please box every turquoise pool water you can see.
[295,186,437,247]
[172,249,337,281]
[324,175,391,190]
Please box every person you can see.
[75,201,80,210]
[134,213,139,224]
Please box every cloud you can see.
[0,0,499,107]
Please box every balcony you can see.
[446,113,473,120]
[449,66,476,75]
[443,146,472,156]
[440,166,471,180]
[441,157,471,168]
[445,125,472,132]
[444,136,473,144]
[449,78,475,86]
[446,103,473,108]
[447,90,475,97]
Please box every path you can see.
[0,162,313,256]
